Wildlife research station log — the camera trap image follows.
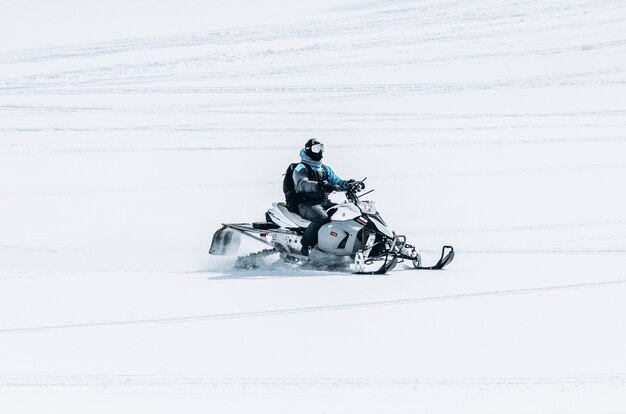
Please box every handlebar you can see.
[345,177,368,204]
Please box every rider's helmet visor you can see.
[311,143,324,153]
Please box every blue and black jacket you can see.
[292,149,347,205]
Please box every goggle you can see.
[310,143,324,153]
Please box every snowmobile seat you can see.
[276,202,311,228]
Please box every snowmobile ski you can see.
[413,246,455,270]
[354,253,398,275]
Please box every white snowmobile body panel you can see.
[271,231,303,255]
[329,203,361,221]
[368,215,394,239]
[317,220,365,256]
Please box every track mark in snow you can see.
[5,66,626,95]
[0,244,58,253]
[462,248,626,254]
[1,373,625,388]
[2,137,625,158]
[2,278,625,335]
[408,218,626,236]
[4,161,623,198]
[5,39,626,90]
[0,180,277,198]
[3,0,621,65]
[376,162,626,181]
[3,122,626,134]
[0,272,79,281]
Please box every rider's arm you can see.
[325,165,348,190]
[293,164,324,195]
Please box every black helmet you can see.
[304,138,324,161]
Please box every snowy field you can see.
[1,0,626,412]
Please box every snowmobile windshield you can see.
[311,143,324,153]
[358,200,377,215]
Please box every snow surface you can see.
[1,0,626,412]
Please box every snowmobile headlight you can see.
[358,201,377,215]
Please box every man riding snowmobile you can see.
[209,139,455,273]
[291,138,364,256]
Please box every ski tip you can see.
[414,245,455,270]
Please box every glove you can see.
[317,180,339,193]
[347,179,365,191]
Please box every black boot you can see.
[300,245,311,256]
[301,220,324,253]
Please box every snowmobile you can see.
[209,179,454,274]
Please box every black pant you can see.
[298,200,336,249]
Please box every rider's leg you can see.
[298,203,328,255]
